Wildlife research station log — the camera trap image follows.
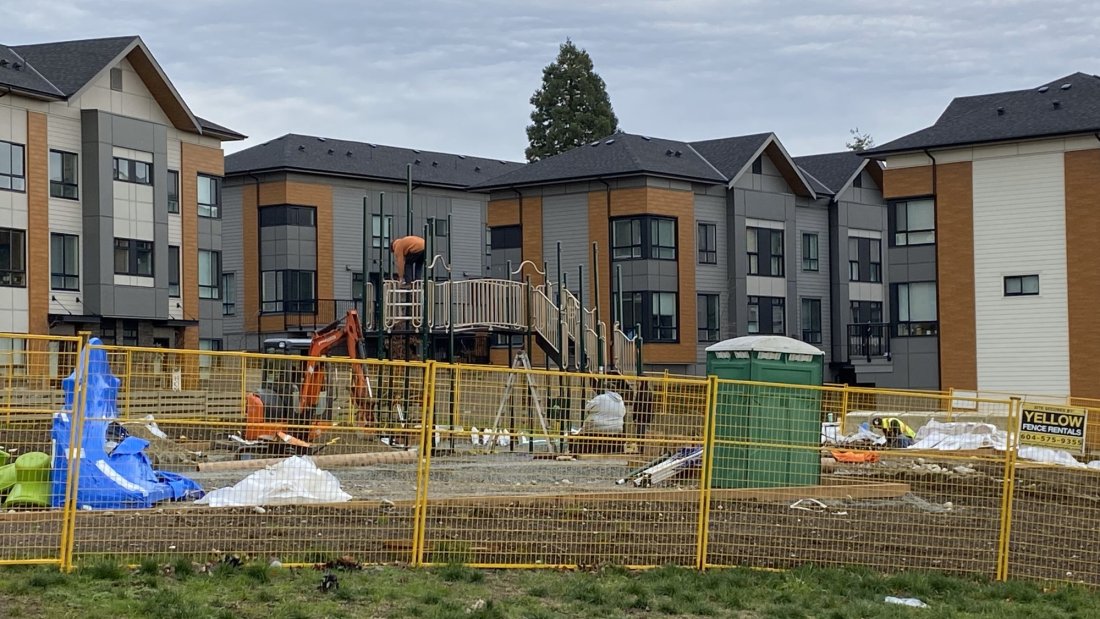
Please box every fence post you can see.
[60,335,91,572]
[412,361,438,567]
[123,349,132,420]
[695,374,719,570]
[996,396,1021,581]
[839,385,850,433]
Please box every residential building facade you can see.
[0,36,242,356]
[864,72,1100,398]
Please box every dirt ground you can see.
[3,447,1099,586]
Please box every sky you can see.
[5,0,1098,161]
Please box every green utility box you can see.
[705,336,824,489]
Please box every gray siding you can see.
[221,185,245,348]
[451,199,485,279]
[795,202,831,363]
[542,193,590,295]
[694,190,728,365]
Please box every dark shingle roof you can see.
[12,36,136,96]
[0,44,64,98]
[866,73,1100,156]
[470,133,726,190]
[225,134,523,188]
[196,116,246,141]
[793,151,865,195]
[689,133,772,179]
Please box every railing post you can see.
[376,193,387,359]
[577,265,586,372]
[592,242,604,372]
[421,223,431,362]
[635,322,643,376]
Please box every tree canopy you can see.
[846,127,875,152]
[525,39,619,162]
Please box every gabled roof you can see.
[793,150,882,198]
[470,133,727,190]
[865,73,1100,156]
[0,36,243,141]
[225,133,524,189]
[692,133,817,198]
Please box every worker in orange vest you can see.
[390,235,426,284]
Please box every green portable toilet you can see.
[705,336,824,489]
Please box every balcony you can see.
[847,322,890,362]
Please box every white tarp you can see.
[195,456,352,507]
[582,392,626,434]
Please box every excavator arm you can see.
[298,310,374,429]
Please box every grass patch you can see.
[1,563,1099,618]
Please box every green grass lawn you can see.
[2,560,1099,619]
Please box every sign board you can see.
[1019,403,1087,453]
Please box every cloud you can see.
[5,0,1098,158]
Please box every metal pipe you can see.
[406,163,413,236]
[376,193,386,359]
[635,322,643,375]
[592,242,604,372]
[578,265,586,372]
[556,242,564,372]
[421,222,431,361]
[361,196,369,321]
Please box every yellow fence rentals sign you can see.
[1019,404,1087,452]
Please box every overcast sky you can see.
[6,0,1098,160]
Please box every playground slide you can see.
[48,338,203,510]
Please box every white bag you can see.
[582,392,626,434]
[195,456,353,507]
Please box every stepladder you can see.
[484,351,557,453]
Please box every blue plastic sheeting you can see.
[50,339,204,509]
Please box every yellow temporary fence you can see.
[2,334,1100,586]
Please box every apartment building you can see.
[220,134,522,351]
[472,132,889,378]
[863,72,1100,398]
[0,36,243,352]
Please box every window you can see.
[112,157,151,185]
[49,150,78,199]
[110,67,123,91]
[651,292,678,341]
[697,223,717,264]
[372,214,393,248]
[801,298,822,344]
[197,175,221,218]
[612,218,642,259]
[222,273,236,315]
[611,216,676,261]
[198,339,222,379]
[489,225,521,250]
[168,246,180,297]
[259,204,315,227]
[198,250,221,299]
[352,272,366,301]
[167,170,179,213]
[892,198,935,246]
[747,227,784,277]
[748,296,785,335]
[751,155,763,174]
[262,269,316,313]
[853,172,863,188]
[848,237,882,282]
[0,141,25,192]
[618,291,643,335]
[50,233,79,290]
[433,218,449,237]
[850,301,883,324]
[1004,274,1039,296]
[802,233,819,271]
[113,238,154,276]
[697,294,720,342]
[121,320,138,346]
[0,228,26,287]
[892,282,938,336]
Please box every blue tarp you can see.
[50,339,203,509]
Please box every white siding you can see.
[0,103,29,330]
[74,58,172,126]
[47,114,84,315]
[972,153,1069,395]
[450,198,484,279]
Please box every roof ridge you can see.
[683,141,728,182]
[0,45,63,97]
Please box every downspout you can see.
[511,188,524,281]
[922,149,940,389]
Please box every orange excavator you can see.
[244,310,374,449]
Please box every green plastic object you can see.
[0,462,14,494]
[4,451,52,508]
[0,450,9,466]
[706,336,824,490]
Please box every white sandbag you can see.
[195,456,352,507]
[908,420,1007,450]
[582,392,626,434]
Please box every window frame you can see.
[0,227,26,287]
[891,281,938,337]
[697,293,720,342]
[0,141,26,193]
[198,249,221,300]
[167,170,179,213]
[610,215,677,261]
[261,269,317,313]
[112,157,152,186]
[372,214,393,249]
[747,227,784,277]
[168,245,180,297]
[113,238,154,277]
[222,272,236,315]
[258,204,316,227]
[650,291,678,342]
[747,295,785,335]
[197,174,222,219]
[891,198,936,246]
[850,300,883,324]
[1004,274,1040,297]
[50,232,79,291]
[697,222,717,264]
[801,233,819,271]
[49,150,79,200]
[800,297,822,344]
[848,236,883,283]
[611,218,643,260]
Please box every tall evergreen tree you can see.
[525,39,619,162]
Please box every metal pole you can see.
[556,242,564,372]
[635,322,643,376]
[406,163,413,236]
[361,196,369,320]
[578,265,586,373]
[592,242,603,372]
[421,222,431,361]
[525,275,533,363]
[615,264,624,328]
[376,193,386,359]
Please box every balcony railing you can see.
[847,322,890,361]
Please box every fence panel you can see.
[419,366,711,568]
[66,345,430,567]
[0,334,83,566]
[705,380,1011,580]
